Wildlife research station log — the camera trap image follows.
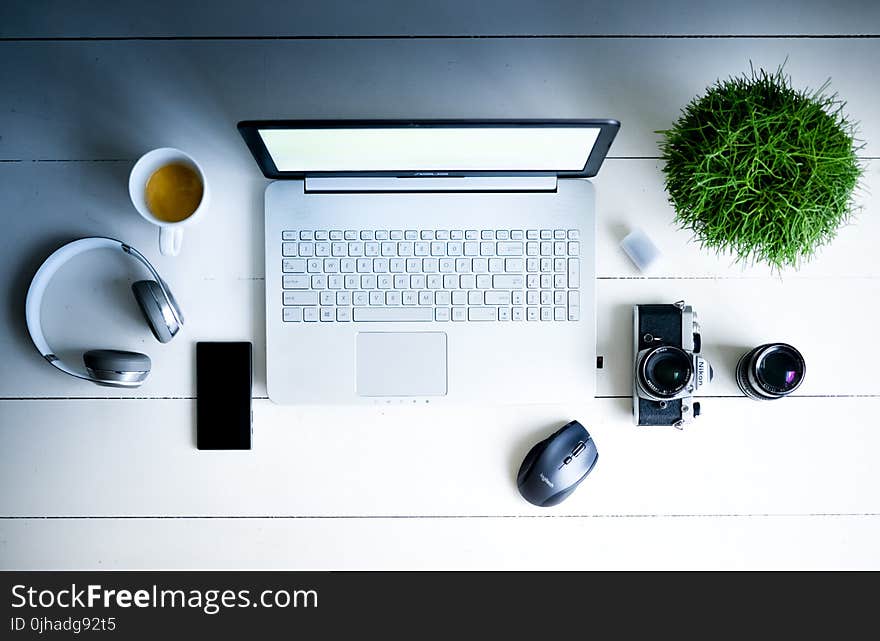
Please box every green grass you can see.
[658,65,863,270]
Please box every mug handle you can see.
[159,227,183,256]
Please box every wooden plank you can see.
[1,397,878,518]
[1,159,876,398]
[1,39,878,160]
[4,259,878,398]
[1,1,878,38]
[3,514,879,569]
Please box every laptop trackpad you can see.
[357,332,447,397]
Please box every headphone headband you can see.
[25,237,178,384]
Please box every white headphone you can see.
[25,237,184,388]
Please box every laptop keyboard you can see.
[279,229,580,323]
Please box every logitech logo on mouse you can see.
[539,473,554,488]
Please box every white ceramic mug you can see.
[129,147,209,256]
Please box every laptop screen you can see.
[257,125,603,173]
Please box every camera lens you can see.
[639,346,693,398]
[736,343,805,400]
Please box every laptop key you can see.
[469,307,497,321]
[493,275,524,289]
[568,291,580,321]
[285,292,318,306]
[283,307,303,322]
[283,275,309,289]
[568,259,580,288]
[497,242,523,256]
[283,259,306,273]
[353,308,433,322]
[485,291,511,305]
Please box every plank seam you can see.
[0,394,878,401]
[1,513,878,520]
[1,35,878,42]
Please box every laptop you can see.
[238,120,619,405]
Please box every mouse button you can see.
[541,486,576,507]
[516,440,546,485]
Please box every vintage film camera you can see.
[633,301,712,428]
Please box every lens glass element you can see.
[755,346,805,394]
[641,347,692,398]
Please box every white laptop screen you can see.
[257,126,602,173]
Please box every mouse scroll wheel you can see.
[571,441,586,457]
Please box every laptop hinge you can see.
[304,175,558,193]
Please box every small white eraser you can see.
[620,228,661,272]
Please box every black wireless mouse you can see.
[516,420,599,507]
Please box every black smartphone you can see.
[196,342,253,450]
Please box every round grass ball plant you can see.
[658,66,863,270]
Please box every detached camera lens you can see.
[640,346,693,398]
[736,343,805,400]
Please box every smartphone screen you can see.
[196,342,252,450]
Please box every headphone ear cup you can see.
[83,349,151,385]
[132,280,177,343]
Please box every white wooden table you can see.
[2,1,879,570]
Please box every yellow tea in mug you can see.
[145,163,204,223]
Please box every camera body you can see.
[633,301,711,428]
